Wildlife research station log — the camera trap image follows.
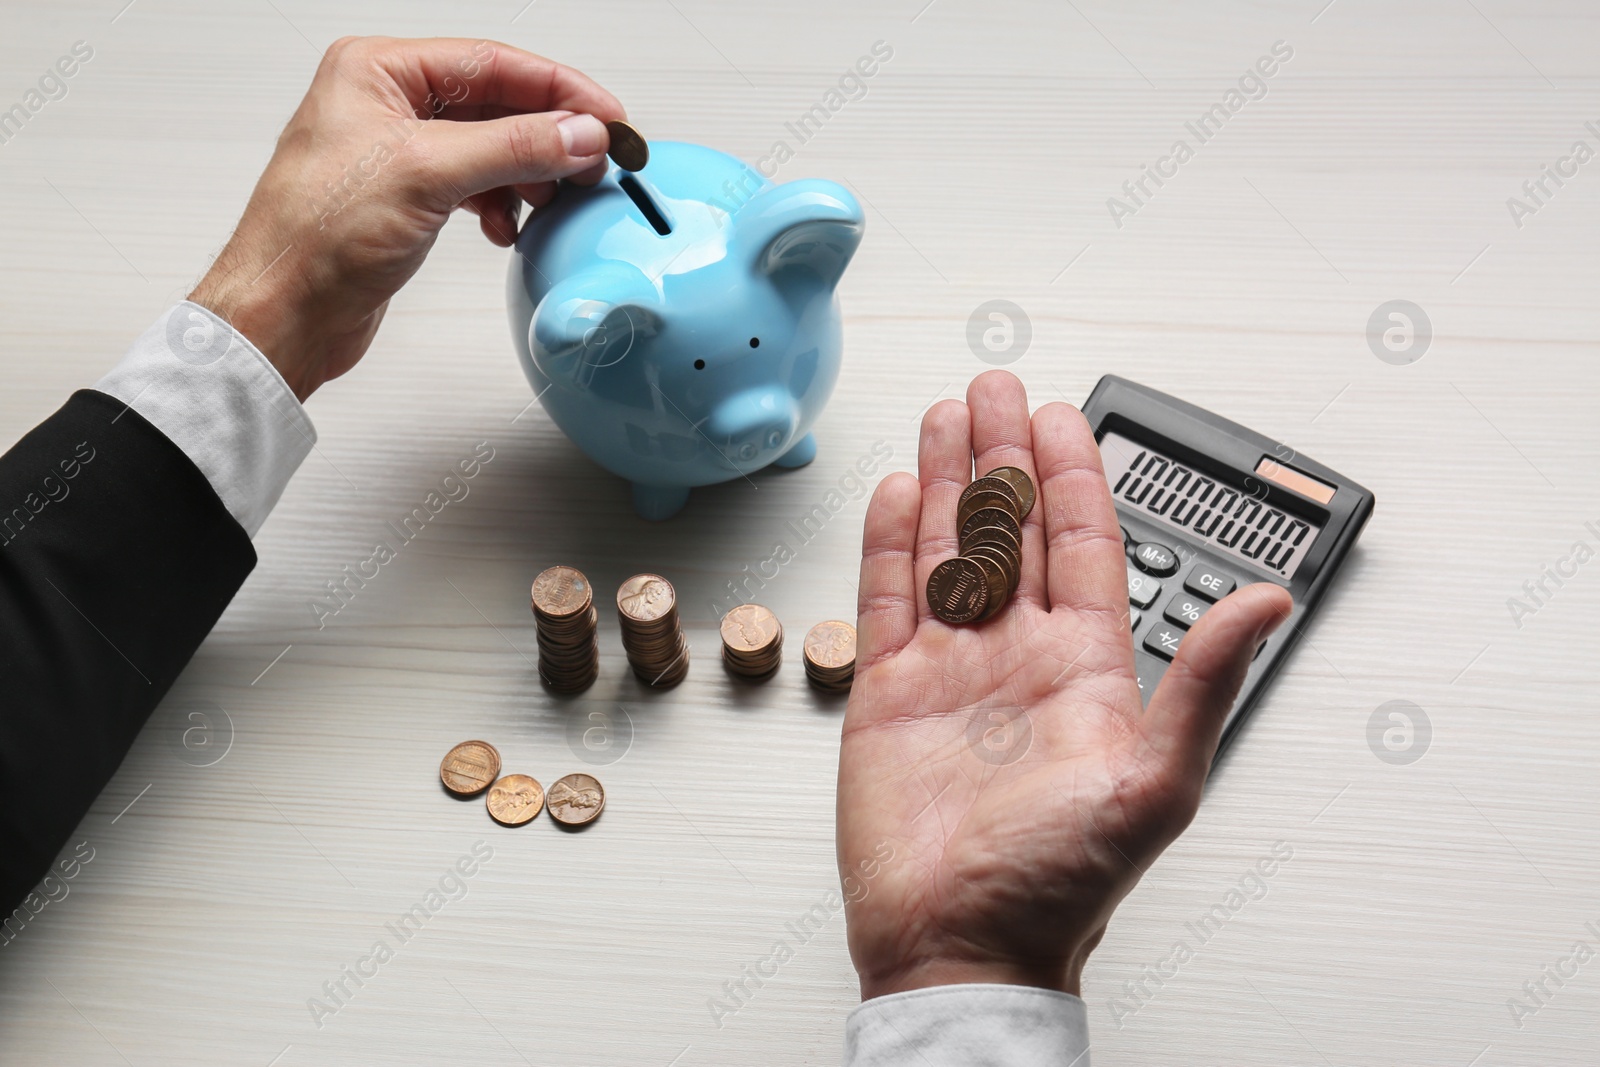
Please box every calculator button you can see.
[1183,567,1235,602]
[1143,623,1184,661]
[1163,596,1209,629]
[1126,567,1162,609]
[1132,541,1179,576]
[1128,607,1143,633]
[1120,525,1133,548]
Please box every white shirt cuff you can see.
[844,984,1091,1067]
[94,301,315,537]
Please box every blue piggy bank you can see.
[506,142,864,520]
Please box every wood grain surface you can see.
[1,1,1597,1064]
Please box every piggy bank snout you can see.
[707,387,799,462]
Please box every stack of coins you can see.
[617,573,690,686]
[531,565,600,693]
[720,603,783,680]
[927,466,1036,625]
[803,620,856,693]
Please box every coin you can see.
[605,120,649,172]
[721,603,783,680]
[548,773,606,826]
[440,740,501,797]
[927,557,989,624]
[960,475,1022,516]
[964,542,1020,596]
[531,565,592,620]
[961,522,1021,561]
[960,506,1021,547]
[803,620,856,693]
[532,566,600,693]
[957,488,1021,531]
[486,773,545,826]
[618,574,689,686]
[963,552,1009,621]
[984,466,1035,518]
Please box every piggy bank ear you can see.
[741,179,865,290]
[530,263,662,379]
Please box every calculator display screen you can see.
[1099,431,1322,579]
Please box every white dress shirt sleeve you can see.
[93,301,315,537]
[844,984,1091,1067]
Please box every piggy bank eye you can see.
[693,359,706,370]
[749,337,760,348]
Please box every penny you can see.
[984,466,1035,519]
[721,603,783,680]
[618,574,675,622]
[960,505,1021,547]
[486,773,545,826]
[963,552,1009,621]
[618,574,689,686]
[959,475,1022,516]
[531,565,592,620]
[960,522,1021,561]
[927,557,989,624]
[532,567,600,694]
[547,773,606,826]
[803,620,856,693]
[440,740,501,797]
[965,543,1020,595]
[605,120,649,172]
[957,488,1020,531]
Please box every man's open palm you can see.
[838,371,1291,999]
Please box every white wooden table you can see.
[3,1,1598,1063]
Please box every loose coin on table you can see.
[486,773,545,826]
[532,565,600,693]
[617,573,690,686]
[803,619,857,693]
[605,120,649,171]
[548,773,606,826]
[440,740,501,797]
[721,603,783,680]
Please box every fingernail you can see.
[558,113,606,158]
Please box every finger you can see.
[514,181,558,210]
[967,370,1046,610]
[913,400,972,620]
[417,109,607,201]
[1031,402,1128,617]
[856,472,921,672]
[364,37,625,124]
[1143,583,1293,776]
[463,187,520,246]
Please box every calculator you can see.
[1081,376,1375,759]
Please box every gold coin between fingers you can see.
[605,120,649,172]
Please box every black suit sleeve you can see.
[0,389,255,911]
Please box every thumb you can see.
[417,111,609,201]
[1143,583,1293,775]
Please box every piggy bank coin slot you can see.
[619,174,672,236]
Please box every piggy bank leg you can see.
[632,483,690,521]
[770,432,817,470]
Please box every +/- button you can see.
[1143,623,1184,661]
[1132,541,1179,576]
